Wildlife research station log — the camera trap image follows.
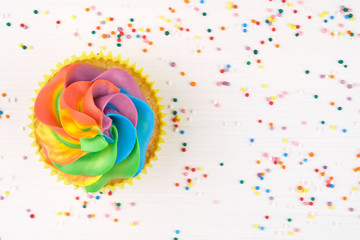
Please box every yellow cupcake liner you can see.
[28,51,167,192]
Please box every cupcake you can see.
[29,52,166,192]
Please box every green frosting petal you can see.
[80,134,108,152]
[85,137,140,193]
[52,126,118,176]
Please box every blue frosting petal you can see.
[128,96,155,176]
[107,112,137,164]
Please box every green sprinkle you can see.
[344,8,348,12]
[338,60,344,64]
[337,107,342,111]
[183,143,187,147]
[130,18,134,22]
[33,10,38,14]
[314,95,318,99]
[6,22,11,27]
[91,31,96,34]
[22,45,27,50]
[240,180,244,184]
[321,121,325,124]
[116,203,121,207]
[350,32,354,37]
[173,98,178,102]
[220,163,224,166]
[279,9,283,13]
[295,33,299,37]
[117,34,121,38]
[116,43,121,47]
[173,111,178,115]
[207,28,212,33]
[202,12,207,16]
[253,50,258,55]
[268,37,273,42]
[324,19,328,23]
[344,65,348,68]
[246,61,251,65]
[311,197,315,201]
[165,31,170,36]
[287,218,292,222]
[305,70,310,74]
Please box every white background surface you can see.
[0,0,360,239]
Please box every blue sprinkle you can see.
[345,15,349,19]
[342,129,347,133]
[255,186,260,190]
[330,16,335,20]
[284,153,288,157]
[180,130,185,134]
[185,186,189,190]
[95,196,100,200]
[175,230,180,234]
[250,138,254,142]
[260,177,264,180]
[265,189,270,193]
[200,0,204,3]
[330,184,334,188]
[226,64,231,68]
[260,226,265,231]
[0,110,3,115]
[243,23,247,27]
[243,29,247,33]
[304,158,308,162]
[136,34,140,38]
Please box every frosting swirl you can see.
[34,62,155,192]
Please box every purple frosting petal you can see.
[92,68,147,102]
[94,93,138,137]
[64,63,104,87]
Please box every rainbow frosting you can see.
[34,62,155,192]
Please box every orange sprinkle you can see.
[329,176,334,180]
[1,93,6,97]
[269,122,274,127]
[5,115,9,118]
[342,196,347,200]
[65,212,70,216]
[261,172,265,176]
[220,26,226,30]
[159,27,164,31]
[196,49,201,53]
[357,154,360,158]
[180,72,185,76]
[171,9,175,13]
[347,30,352,34]
[190,81,196,87]
[330,32,335,36]
[146,28,151,33]
[282,165,286,169]
[297,186,303,190]
[90,214,95,218]
[256,59,261,63]
[309,152,314,157]
[251,19,256,23]
[330,102,335,106]
[184,0,189,3]
[128,23,132,27]
[256,160,261,164]
[85,8,90,12]
[279,161,283,165]
[354,167,360,172]
[320,172,325,176]
[148,41,153,45]
[88,43,92,47]
[83,201,88,205]
[275,44,280,48]
[111,31,116,35]
[114,218,118,222]
[329,75,335,79]
[102,34,107,39]
[143,48,148,53]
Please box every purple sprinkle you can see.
[0,196,4,200]
[320,74,325,78]
[100,20,106,24]
[126,34,131,39]
[265,168,271,173]
[170,62,176,67]
[347,97,352,101]
[269,196,274,200]
[96,12,102,16]
[340,80,346,84]
[323,166,327,169]
[88,195,94,199]
[117,27,123,32]
[257,173,262,177]
[216,47,221,51]
[277,13,282,17]
[26,209,31,212]
[281,126,287,130]
[23,156,28,160]
[130,202,136,206]
[106,34,111,38]
[87,214,91,218]
[24,25,28,29]
[327,201,332,206]
[347,84,352,89]
[349,207,354,212]
[270,127,274,130]
[299,162,303,165]
[245,46,251,50]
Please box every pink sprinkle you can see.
[90,6,96,10]
[73,32,79,37]
[215,103,221,108]
[321,28,328,33]
[116,207,120,211]
[339,23,344,28]
[294,228,300,232]
[213,200,220,204]
[181,109,187,113]
[292,141,299,146]
[301,121,307,125]
[263,153,269,157]
[194,7,199,11]
[216,82,222,86]
[234,13,239,17]
[283,91,288,95]
[278,94,284,98]
[105,214,110,218]
[184,172,188,176]
[176,18,181,22]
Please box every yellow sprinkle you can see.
[106,17,110,21]
[227,6,232,10]
[353,187,357,191]
[199,167,203,171]
[166,19,171,23]
[29,46,33,49]
[339,32,344,36]
[159,16,164,19]
[56,212,61,216]
[18,43,23,47]
[174,24,179,29]
[289,23,294,27]
[71,15,76,19]
[5,191,9,195]
[329,205,334,209]
[262,84,268,88]
[188,182,193,187]
[255,191,259,196]
[178,118,182,122]
[283,139,288,143]
[309,215,314,219]
[319,13,324,18]
[304,189,308,193]
[271,96,276,100]
[298,190,303,194]
[331,125,336,130]
[241,88,246,92]
[101,46,106,50]
[44,11,49,15]
[288,3,292,7]
[324,11,328,15]
[139,28,143,31]
[131,222,135,226]
[228,2,233,5]
[289,231,293,235]
[350,17,355,21]
[195,35,200,39]
[259,65,264,69]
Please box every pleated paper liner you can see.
[28,51,167,192]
